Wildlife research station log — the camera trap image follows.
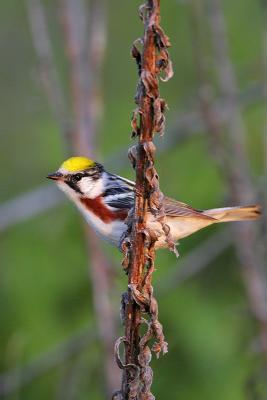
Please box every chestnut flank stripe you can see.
[80,196,128,223]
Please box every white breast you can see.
[79,205,128,246]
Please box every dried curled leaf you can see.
[160,58,174,82]
[145,170,159,192]
[131,108,140,138]
[148,189,160,210]
[144,227,160,246]
[152,340,168,358]
[153,98,166,135]
[143,140,156,161]
[131,43,141,60]
[114,336,128,370]
[164,232,179,257]
[138,345,152,367]
[133,37,144,52]
[114,334,141,400]
[138,3,147,21]
[141,71,159,99]
[154,25,171,49]
[140,365,154,393]
[128,144,138,169]
[157,213,179,256]
[129,283,150,309]
[131,41,142,76]
[120,236,131,271]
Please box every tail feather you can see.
[203,205,261,223]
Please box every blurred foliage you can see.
[0,0,266,399]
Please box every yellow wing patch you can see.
[61,157,95,172]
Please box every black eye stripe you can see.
[72,173,83,181]
[66,179,82,194]
[65,163,104,193]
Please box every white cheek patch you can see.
[78,176,104,198]
[78,177,94,195]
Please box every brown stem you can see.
[116,1,172,398]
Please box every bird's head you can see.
[47,156,105,199]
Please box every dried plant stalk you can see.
[114,1,173,399]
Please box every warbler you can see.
[47,156,261,249]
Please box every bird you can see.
[47,156,261,250]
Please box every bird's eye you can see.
[72,173,83,182]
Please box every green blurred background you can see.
[0,0,266,399]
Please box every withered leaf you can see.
[154,97,166,134]
[128,145,138,169]
[131,108,140,137]
[128,283,150,309]
[154,25,171,48]
[114,336,128,369]
[138,345,152,367]
[141,71,159,99]
[138,3,147,21]
[160,59,174,82]
[131,42,142,77]
[143,140,156,160]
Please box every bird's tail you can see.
[203,205,261,222]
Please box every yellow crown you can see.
[61,157,95,172]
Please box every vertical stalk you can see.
[115,1,173,399]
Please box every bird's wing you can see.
[108,174,135,189]
[103,174,135,210]
[105,173,215,221]
[163,197,216,220]
[105,193,134,210]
